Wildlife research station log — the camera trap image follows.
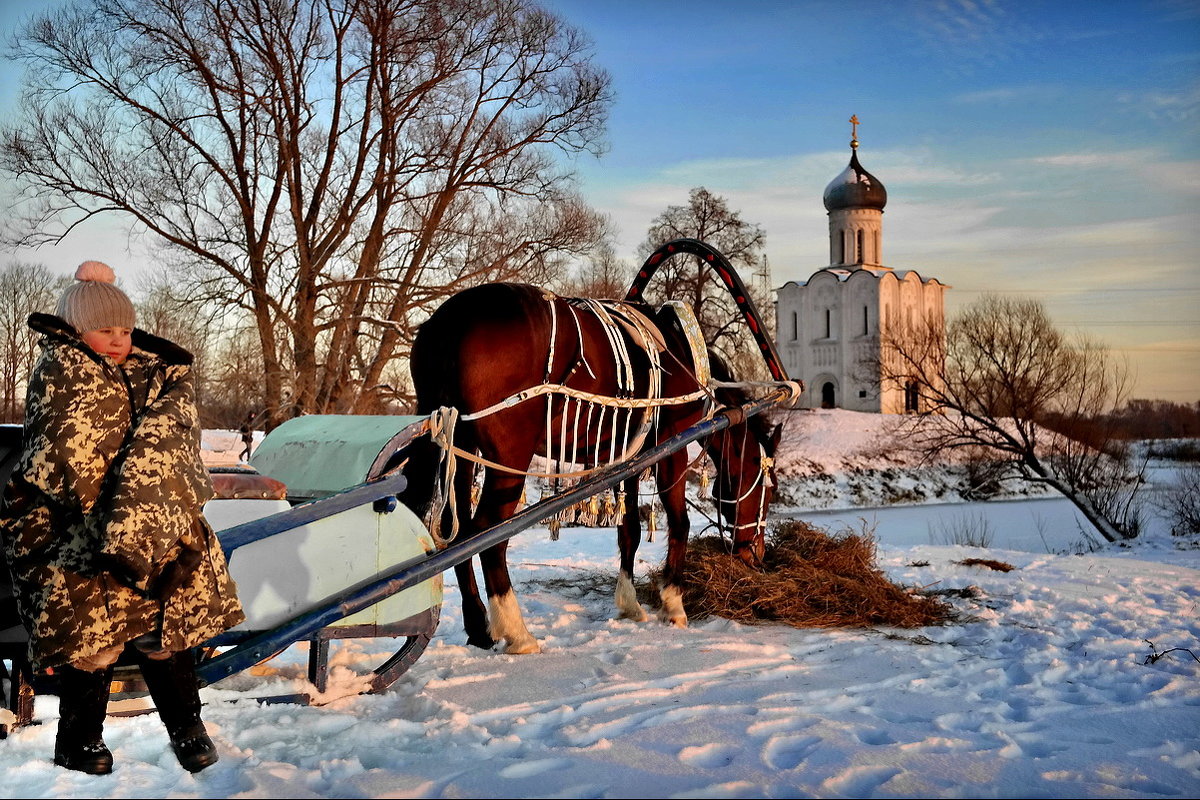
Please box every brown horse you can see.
[399,282,781,654]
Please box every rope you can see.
[712,440,774,540]
[440,440,622,480]
[460,383,709,421]
[426,406,461,545]
[713,379,804,404]
[714,455,770,505]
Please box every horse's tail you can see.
[395,300,466,523]
[394,430,441,520]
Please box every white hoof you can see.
[489,591,541,655]
[615,572,649,622]
[657,585,688,628]
[503,636,542,655]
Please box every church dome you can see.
[823,148,887,212]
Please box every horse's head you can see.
[703,352,784,566]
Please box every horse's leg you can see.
[615,475,649,621]
[454,559,494,650]
[656,449,691,628]
[449,460,495,650]
[474,470,541,654]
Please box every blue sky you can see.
[2,0,1198,401]
[540,0,1200,402]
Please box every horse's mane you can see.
[707,349,776,447]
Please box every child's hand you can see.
[149,546,202,602]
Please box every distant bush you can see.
[1100,399,1200,440]
[928,513,994,549]
[961,447,1008,501]
[1147,440,1200,462]
[1156,463,1200,537]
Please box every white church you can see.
[776,119,948,413]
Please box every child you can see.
[0,261,244,775]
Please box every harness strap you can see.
[459,382,709,421]
[545,291,559,382]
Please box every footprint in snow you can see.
[595,650,626,665]
[761,734,821,770]
[855,728,896,746]
[678,743,739,768]
[499,757,574,779]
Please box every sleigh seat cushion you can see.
[207,468,288,500]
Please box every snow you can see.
[4,410,1199,798]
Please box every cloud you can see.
[1024,149,1200,197]
[953,85,1063,105]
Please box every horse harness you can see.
[452,291,713,468]
[424,289,780,545]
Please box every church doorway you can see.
[821,381,836,409]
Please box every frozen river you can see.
[783,495,1161,555]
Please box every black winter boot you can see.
[135,648,218,773]
[54,664,114,775]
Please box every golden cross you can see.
[850,114,860,140]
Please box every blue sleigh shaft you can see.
[196,388,789,687]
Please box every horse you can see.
[398,282,782,654]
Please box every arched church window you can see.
[862,305,869,335]
[904,380,919,413]
[791,311,798,341]
[824,308,831,338]
[856,229,864,263]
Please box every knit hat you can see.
[55,261,136,333]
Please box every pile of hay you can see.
[657,520,950,628]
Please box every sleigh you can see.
[1,239,802,734]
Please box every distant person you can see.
[0,261,244,775]
[239,411,256,462]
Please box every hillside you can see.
[770,408,1057,511]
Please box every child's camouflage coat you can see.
[0,314,243,670]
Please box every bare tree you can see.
[637,187,771,377]
[556,238,627,298]
[1154,462,1200,537]
[880,294,1142,542]
[2,0,612,424]
[135,274,237,422]
[201,324,270,427]
[0,261,62,423]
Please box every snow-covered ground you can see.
[3,410,1198,798]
